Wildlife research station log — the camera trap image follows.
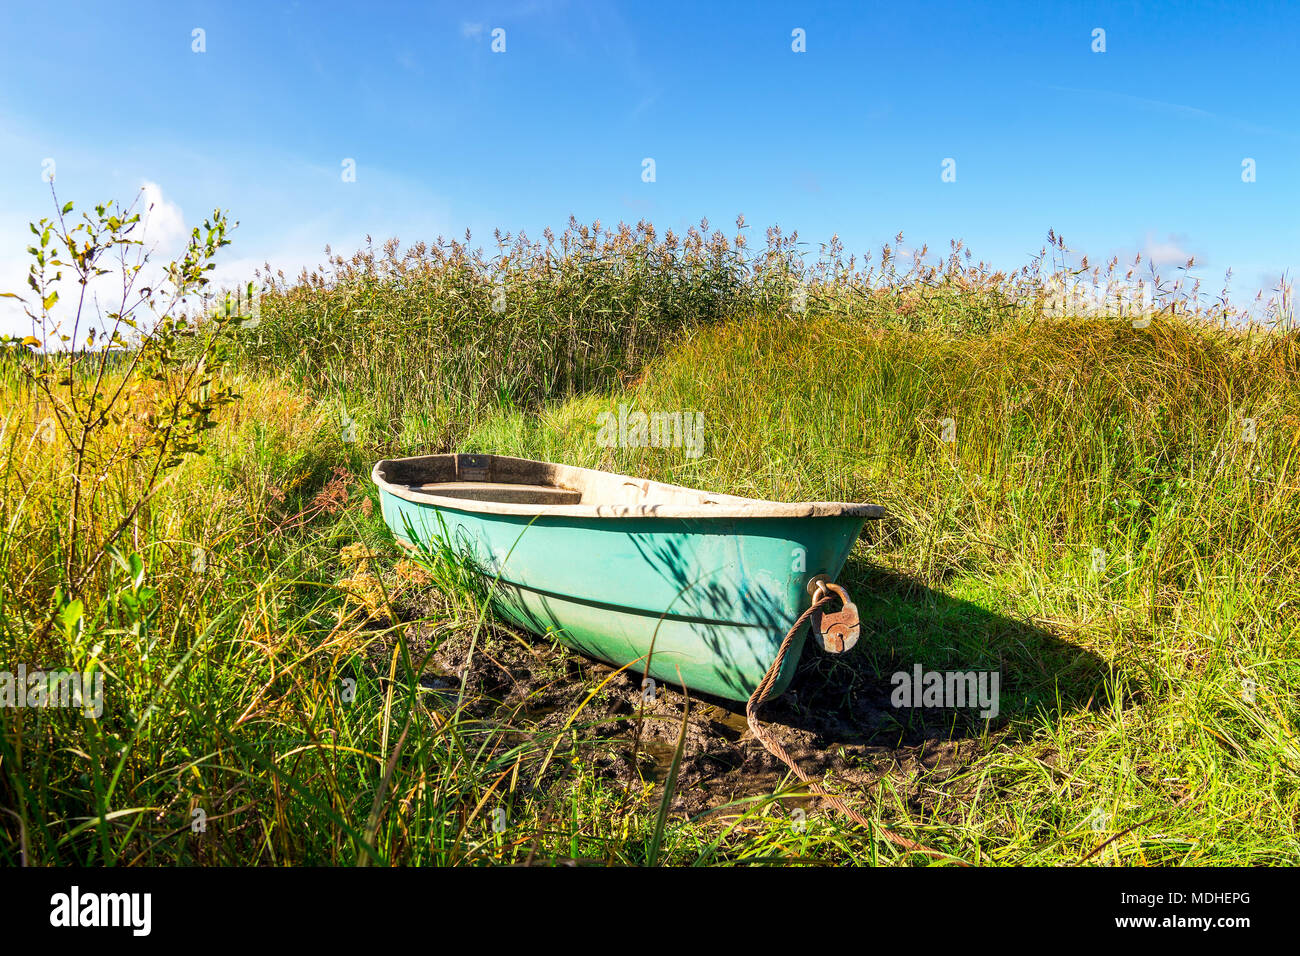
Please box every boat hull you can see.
[377,490,868,701]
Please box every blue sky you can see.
[1,0,1296,334]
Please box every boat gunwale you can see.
[372,453,887,520]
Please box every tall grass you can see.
[230,219,1293,453]
[239,219,753,445]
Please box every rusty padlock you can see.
[808,579,860,654]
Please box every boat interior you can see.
[373,453,886,519]
[378,453,743,508]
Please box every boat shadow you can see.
[733,556,1111,748]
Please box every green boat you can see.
[372,453,885,702]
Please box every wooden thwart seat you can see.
[407,481,582,506]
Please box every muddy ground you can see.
[368,613,991,824]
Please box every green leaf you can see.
[42,290,58,310]
[58,599,85,634]
[128,552,145,590]
[61,201,74,214]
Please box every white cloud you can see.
[461,21,485,38]
[139,181,186,250]
[1141,232,1196,269]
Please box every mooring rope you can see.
[744,582,961,863]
